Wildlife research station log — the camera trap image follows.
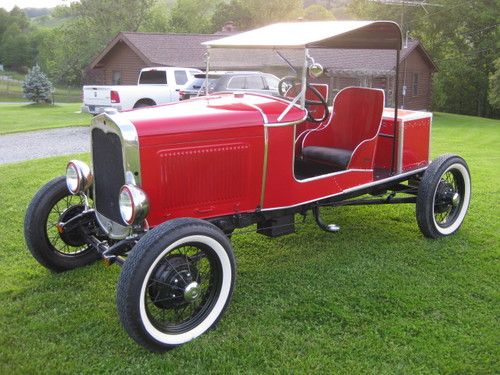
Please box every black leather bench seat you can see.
[302,146,352,169]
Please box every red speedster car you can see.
[25,21,471,351]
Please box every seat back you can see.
[330,87,384,151]
[302,87,384,152]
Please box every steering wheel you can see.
[278,76,297,97]
[278,76,329,123]
[304,83,329,123]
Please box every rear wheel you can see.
[416,155,471,238]
[24,176,99,272]
[116,218,236,352]
[133,99,156,108]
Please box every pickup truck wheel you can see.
[416,155,471,238]
[116,218,236,352]
[133,100,156,108]
[24,176,100,272]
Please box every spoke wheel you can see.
[24,176,100,272]
[145,246,219,334]
[117,218,236,352]
[46,196,88,254]
[416,155,471,238]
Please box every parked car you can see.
[179,71,280,100]
[82,67,201,114]
[25,21,471,352]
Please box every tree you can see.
[58,0,156,35]
[140,1,171,32]
[38,19,102,85]
[169,0,217,33]
[0,23,34,70]
[303,4,335,20]
[0,9,10,38]
[488,58,500,110]
[38,0,157,85]
[23,65,53,103]
[211,0,303,32]
[246,0,303,27]
[212,1,254,32]
[0,6,36,70]
[348,0,500,118]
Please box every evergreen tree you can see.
[23,65,53,103]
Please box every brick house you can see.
[85,32,437,110]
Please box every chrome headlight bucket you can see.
[119,184,149,225]
[66,160,93,194]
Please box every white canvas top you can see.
[204,21,402,50]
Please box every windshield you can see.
[208,48,307,107]
[207,46,399,111]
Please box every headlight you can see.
[66,160,93,194]
[119,184,149,225]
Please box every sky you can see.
[0,0,76,11]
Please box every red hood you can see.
[120,93,307,139]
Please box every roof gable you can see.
[89,32,152,69]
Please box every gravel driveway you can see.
[0,127,89,165]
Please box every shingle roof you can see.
[88,32,436,74]
[122,32,219,67]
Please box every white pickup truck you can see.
[82,67,201,115]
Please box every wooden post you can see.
[391,50,400,175]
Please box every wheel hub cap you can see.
[184,282,201,302]
[148,254,200,309]
[452,192,460,207]
[435,181,456,213]
[58,205,86,247]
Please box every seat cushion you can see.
[302,146,353,169]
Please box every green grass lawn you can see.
[0,103,91,135]
[0,113,499,374]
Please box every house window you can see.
[413,73,419,96]
[112,71,122,85]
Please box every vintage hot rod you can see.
[24,21,471,351]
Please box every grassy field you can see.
[0,103,91,135]
[0,113,498,374]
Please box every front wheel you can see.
[116,218,236,352]
[24,176,100,272]
[416,154,471,238]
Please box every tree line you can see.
[349,0,499,118]
[0,0,498,117]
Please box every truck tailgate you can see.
[83,86,111,105]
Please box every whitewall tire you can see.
[116,218,236,351]
[416,154,471,238]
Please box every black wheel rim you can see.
[144,243,222,334]
[433,168,466,228]
[45,195,91,255]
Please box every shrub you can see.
[22,65,53,103]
